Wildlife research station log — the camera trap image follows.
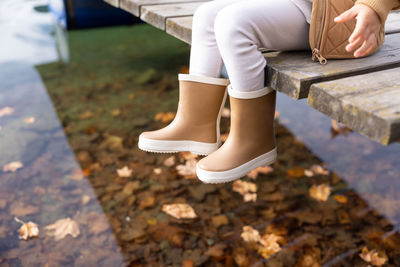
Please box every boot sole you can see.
[196,148,277,183]
[138,135,219,156]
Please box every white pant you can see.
[189,0,311,93]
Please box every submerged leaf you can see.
[309,184,331,202]
[15,217,39,241]
[0,106,14,118]
[247,166,273,179]
[3,161,23,172]
[176,159,197,179]
[117,166,132,177]
[241,226,261,243]
[154,112,175,123]
[162,203,197,219]
[45,218,80,241]
[24,117,36,124]
[359,246,387,267]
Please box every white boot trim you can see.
[178,73,230,86]
[138,134,219,156]
[227,84,274,99]
[196,147,277,184]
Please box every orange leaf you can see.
[162,203,197,219]
[333,195,348,203]
[154,112,175,123]
[309,184,331,202]
[286,166,305,178]
[241,226,261,243]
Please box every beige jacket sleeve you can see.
[355,0,400,23]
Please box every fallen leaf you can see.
[0,106,14,118]
[221,108,230,118]
[69,169,84,181]
[331,120,352,136]
[24,117,36,124]
[99,134,124,151]
[247,166,273,179]
[162,203,197,219]
[178,151,198,160]
[308,165,329,176]
[79,110,94,119]
[286,166,305,178]
[274,110,280,119]
[81,195,91,205]
[153,168,162,175]
[211,215,229,228]
[309,184,331,202]
[111,109,121,116]
[10,203,40,216]
[3,161,23,172]
[241,226,261,243]
[205,243,227,257]
[154,112,175,123]
[163,156,176,167]
[333,195,348,203]
[182,260,195,267]
[257,233,283,259]
[359,246,387,267]
[139,196,156,209]
[15,217,39,240]
[117,166,132,177]
[233,180,257,202]
[243,193,257,202]
[45,218,80,241]
[176,159,197,179]
[122,181,140,195]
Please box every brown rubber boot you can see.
[196,85,277,183]
[138,74,229,155]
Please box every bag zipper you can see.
[312,0,328,65]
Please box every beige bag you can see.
[309,0,385,64]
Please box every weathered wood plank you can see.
[140,2,205,30]
[386,11,400,34]
[265,33,400,99]
[166,16,193,44]
[120,0,207,17]
[104,0,119,8]
[308,68,400,145]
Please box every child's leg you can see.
[196,0,311,183]
[189,0,246,78]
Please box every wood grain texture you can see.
[265,33,400,99]
[140,2,205,30]
[166,16,193,44]
[308,67,400,145]
[104,0,119,8]
[120,0,206,17]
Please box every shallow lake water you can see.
[0,23,399,267]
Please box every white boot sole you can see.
[138,135,219,156]
[196,147,277,183]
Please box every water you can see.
[0,18,400,267]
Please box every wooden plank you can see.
[386,11,400,34]
[140,2,205,30]
[166,16,193,44]
[120,0,207,17]
[104,0,119,8]
[265,33,400,100]
[308,68,400,145]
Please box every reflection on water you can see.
[0,62,124,266]
[277,96,400,225]
[1,24,400,266]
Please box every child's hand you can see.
[334,4,381,57]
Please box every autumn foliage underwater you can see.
[1,24,400,266]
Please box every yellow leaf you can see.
[240,226,261,243]
[117,166,132,177]
[15,217,39,241]
[45,218,80,241]
[309,184,331,202]
[3,161,23,172]
[333,195,348,203]
[154,112,175,123]
[162,203,197,219]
